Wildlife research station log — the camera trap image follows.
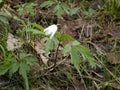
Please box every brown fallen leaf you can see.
[7,33,24,51]
[30,37,49,65]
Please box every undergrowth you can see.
[0,0,120,90]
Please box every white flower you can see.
[44,24,58,39]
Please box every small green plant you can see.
[14,2,36,16]
[0,53,38,90]
[40,0,79,17]
[45,31,97,69]
[84,8,96,17]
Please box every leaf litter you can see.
[7,33,24,51]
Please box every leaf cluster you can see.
[40,0,79,17]
[0,53,38,90]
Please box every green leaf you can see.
[45,39,53,53]
[31,23,44,31]
[61,2,70,12]
[45,37,59,53]
[72,41,80,46]
[19,64,26,78]
[9,62,20,77]
[53,4,64,17]
[17,8,24,15]
[62,44,71,54]
[19,62,29,90]
[55,32,61,39]
[77,45,93,58]
[61,34,75,43]
[24,3,36,15]
[69,7,79,16]
[52,37,59,48]
[22,28,45,36]
[13,16,24,24]
[70,47,80,69]
[4,9,12,18]
[87,57,97,68]
[31,30,45,35]
[19,53,32,60]
[0,11,11,18]
[85,8,96,17]
[76,45,97,68]
[0,16,9,24]
[25,3,36,10]
[24,57,38,65]
[0,64,11,75]
[40,1,55,8]
[19,63,30,78]
[0,0,3,3]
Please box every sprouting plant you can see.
[45,31,98,69]
[14,2,36,16]
[84,8,96,17]
[40,0,79,17]
[0,53,38,90]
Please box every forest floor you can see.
[0,0,120,90]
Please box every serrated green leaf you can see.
[13,16,24,23]
[25,3,36,9]
[62,44,71,54]
[24,57,38,65]
[52,37,59,48]
[69,7,79,16]
[19,53,32,60]
[0,16,9,24]
[45,39,53,53]
[24,3,36,15]
[72,41,80,46]
[45,37,59,53]
[61,34,75,43]
[0,11,11,18]
[76,45,97,68]
[9,62,20,77]
[77,45,93,57]
[0,64,11,75]
[85,8,96,17]
[19,62,29,90]
[53,4,64,17]
[4,9,12,18]
[61,2,70,12]
[70,47,80,69]
[19,63,30,77]
[88,57,97,68]
[40,1,55,8]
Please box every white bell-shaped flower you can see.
[44,24,58,39]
